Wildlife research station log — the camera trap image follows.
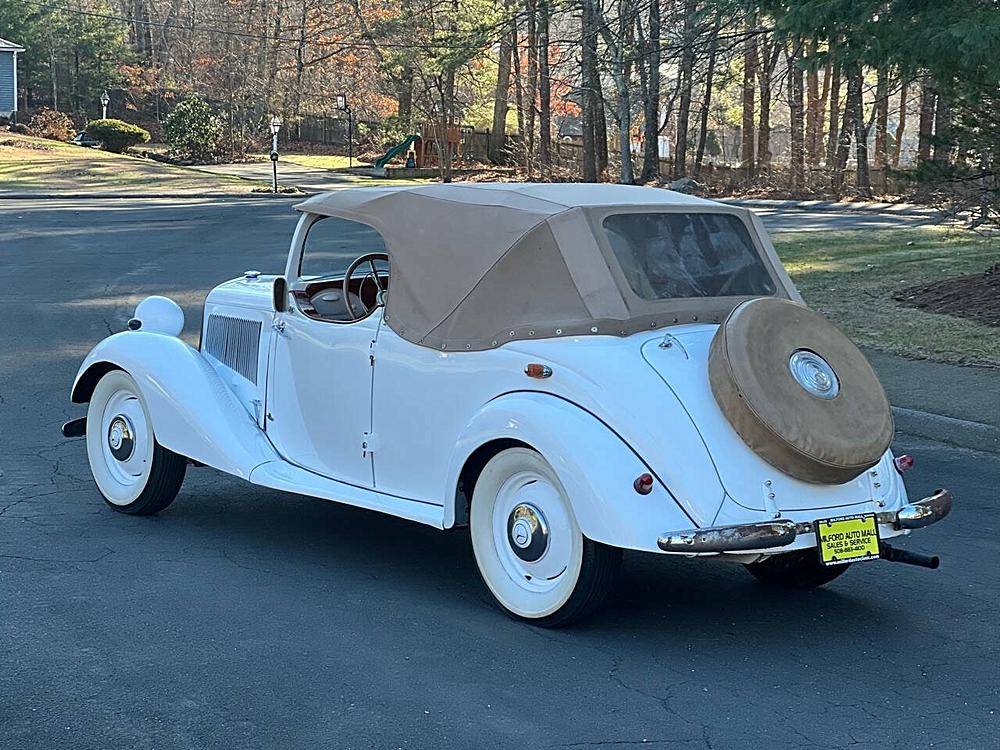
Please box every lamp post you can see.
[269,115,281,194]
[335,94,353,169]
[100,90,110,120]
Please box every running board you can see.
[249,460,445,529]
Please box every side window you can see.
[299,216,387,280]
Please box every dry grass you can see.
[0,135,264,194]
[280,153,371,170]
[772,227,1000,366]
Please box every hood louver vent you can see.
[204,314,262,383]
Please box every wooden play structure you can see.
[375,122,462,172]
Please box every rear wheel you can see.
[470,448,620,627]
[85,370,186,515]
[744,548,850,589]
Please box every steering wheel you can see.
[343,252,389,320]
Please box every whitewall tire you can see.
[85,369,186,515]
[470,448,621,627]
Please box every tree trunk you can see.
[892,81,908,168]
[874,68,889,170]
[787,43,805,191]
[489,6,514,164]
[512,25,524,140]
[440,0,460,183]
[611,55,633,184]
[580,0,598,181]
[812,54,831,166]
[825,55,841,167]
[537,0,551,174]
[805,38,821,167]
[595,85,609,177]
[756,40,780,172]
[740,23,758,181]
[933,91,952,164]
[639,0,661,182]
[832,66,859,191]
[488,53,511,164]
[524,0,538,176]
[849,70,870,195]
[672,1,695,179]
[694,16,721,178]
[293,0,308,141]
[917,81,936,162]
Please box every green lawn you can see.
[772,227,1000,367]
[0,135,265,194]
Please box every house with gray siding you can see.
[0,38,25,120]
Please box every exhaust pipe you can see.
[880,543,940,569]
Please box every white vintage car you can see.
[64,183,952,626]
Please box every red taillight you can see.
[894,454,914,473]
[633,473,654,495]
[524,363,553,379]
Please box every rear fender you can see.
[447,392,696,553]
[71,332,277,478]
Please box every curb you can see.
[722,198,946,218]
[892,406,1000,455]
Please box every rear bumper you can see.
[657,489,953,554]
[893,488,953,529]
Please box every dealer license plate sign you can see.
[815,514,880,566]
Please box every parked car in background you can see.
[70,130,99,148]
[62,183,953,626]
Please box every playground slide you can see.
[374,135,419,170]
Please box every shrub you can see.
[10,123,30,135]
[164,97,223,162]
[86,118,150,153]
[30,108,75,141]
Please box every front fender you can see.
[72,332,277,479]
[447,392,696,553]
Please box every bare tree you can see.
[580,0,599,181]
[673,0,697,179]
[786,39,805,191]
[755,32,782,172]
[537,0,552,174]
[917,80,936,161]
[740,16,757,180]
[637,0,662,182]
[489,0,515,164]
[694,13,721,178]
[892,80,908,168]
[873,67,889,170]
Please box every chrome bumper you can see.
[889,488,953,530]
[657,489,953,554]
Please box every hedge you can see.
[85,119,151,153]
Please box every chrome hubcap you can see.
[107,415,135,461]
[789,349,840,399]
[507,503,549,562]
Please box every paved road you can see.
[1,198,996,750]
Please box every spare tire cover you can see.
[708,297,893,485]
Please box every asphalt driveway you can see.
[1,197,996,749]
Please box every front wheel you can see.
[85,369,186,515]
[470,448,621,627]
[744,548,850,589]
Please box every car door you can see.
[265,309,378,487]
[263,214,388,489]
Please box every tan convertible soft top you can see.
[296,183,799,351]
